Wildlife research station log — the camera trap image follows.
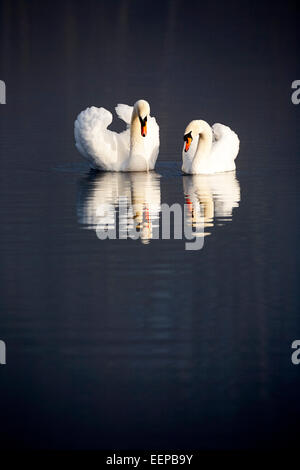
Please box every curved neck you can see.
[128,108,148,171]
[192,124,213,173]
[130,108,140,149]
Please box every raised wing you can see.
[115,104,133,126]
[74,106,117,170]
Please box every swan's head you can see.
[134,99,150,137]
[183,120,206,152]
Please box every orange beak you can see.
[141,122,147,137]
[185,137,192,152]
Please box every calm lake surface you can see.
[0,0,300,450]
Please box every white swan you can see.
[74,99,160,172]
[182,120,239,174]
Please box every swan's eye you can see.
[183,131,192,142]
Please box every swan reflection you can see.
[183,171,240,236]
[77,171,161,243]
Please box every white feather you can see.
[74,100,160,172]
[115,104,133,126]
[182,120,239,174]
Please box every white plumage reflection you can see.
[183,171,241,237]
[77,171,161,243]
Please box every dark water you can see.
[0,0,300,450]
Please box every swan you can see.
[74,99,160,172]
[182,120,239,174]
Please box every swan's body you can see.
[182,120,239,174]
[74,100,159,172]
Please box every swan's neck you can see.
[130,109,141,150]
[192,125,213,173]
[128,109,148,171]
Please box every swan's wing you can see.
[212,123,239,158]
[74,106,119,170]
[146,115,160,170]
[211,123,240,171]
[115,104,133,126]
